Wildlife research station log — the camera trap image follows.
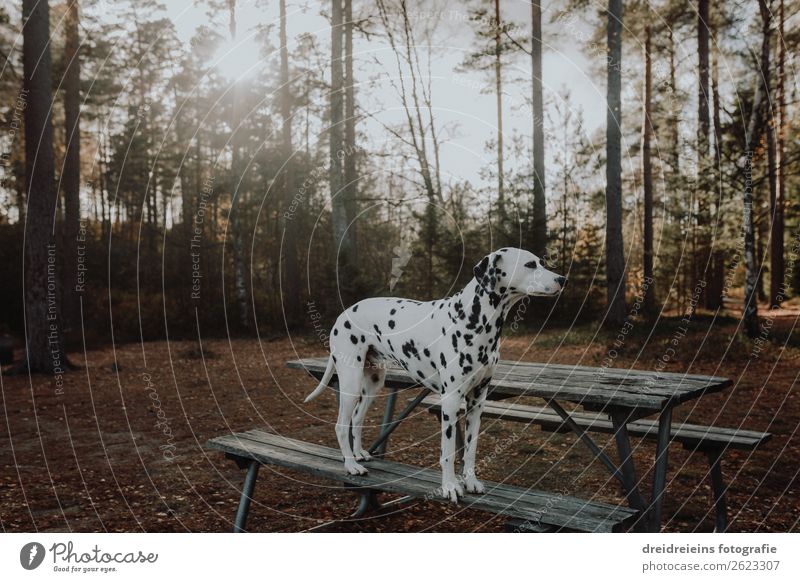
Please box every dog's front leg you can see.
[438,393,463,503]
[462,382,488,493]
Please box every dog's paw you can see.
[463,475,485,494]
[344,459,368,475]
[355,449,372,462]
[440,480,464,503]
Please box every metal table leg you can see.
[367,388,428,454]
[610,410,649,531]
[649,406,673,532]
[375,388,398,458]
[706,448,729,533]
[352,389,399,518]
[234,460,260,532]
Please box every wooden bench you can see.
[206,429,639,532]
[421,396,771,531]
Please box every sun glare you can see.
[213,35,263,81]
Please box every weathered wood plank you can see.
[287,357,730,410]
[207,431,638,532]
[422,397,772,451]
[234,430,630,524]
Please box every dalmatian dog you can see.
[304,247,566,502]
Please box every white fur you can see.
[305,247,565,502]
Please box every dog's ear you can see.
[473,255,490,282]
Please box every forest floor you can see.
[1,304,799,533]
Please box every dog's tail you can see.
[303,355,336,403]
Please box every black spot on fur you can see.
[445,425,453,439]
[423,348,430,357]
[344,320,352,329]
[440,353,447,367]
[352,304,359,312]
[333,328,338,336]
[360,335,365,343]
[388,320,395,329]
[373,324,382,335]
[402,340,420,360]
[390,308,397,315]
[350,334,358,344]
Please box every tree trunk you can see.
[227,0,250,329]
[642,24,655,315]
[668,27,679,176]
[770,0,785,306]
[743,0,772,338]
[605,0,627,325]
[280,0,301,325]
[23,0,65,373]
[707,37,724,310]
[697,0,712,305]
[330,0,352,290]
[494,0,505,219]
[62,0,81,336]
[343,0,358,261]
[531,0,546,257]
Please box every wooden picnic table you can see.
[288,356,733,532]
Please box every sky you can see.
[159,0,611,189]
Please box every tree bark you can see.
[531,0,546,257]
[330,0,354,295]
[708,34,724,310]
[668,27,679,176]
[743,0,772,338]
[697,0,712,305]
[770,0,785,306]
[642,23,654,314]
[605,0,627,325]
[280,0,301,325]
[63,0,81,335]
[344,0,357,249]
[23,0,65,373]
[227,0,250,329]
[494,0,505,217]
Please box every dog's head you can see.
[473,248,566,297]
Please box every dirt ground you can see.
[1,308,799,533]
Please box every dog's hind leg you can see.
[351,367,385,462]
[334,362,368,475]
[461,381,488,494]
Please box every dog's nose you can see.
[556,276,567,288]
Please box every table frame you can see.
[291,358,728,532]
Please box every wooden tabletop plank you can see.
[286,357,731,410]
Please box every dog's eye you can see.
[525,261,537,269]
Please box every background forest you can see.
[0,0,798,363]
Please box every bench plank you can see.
[422,396,772,451]
[207,430,638,532]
